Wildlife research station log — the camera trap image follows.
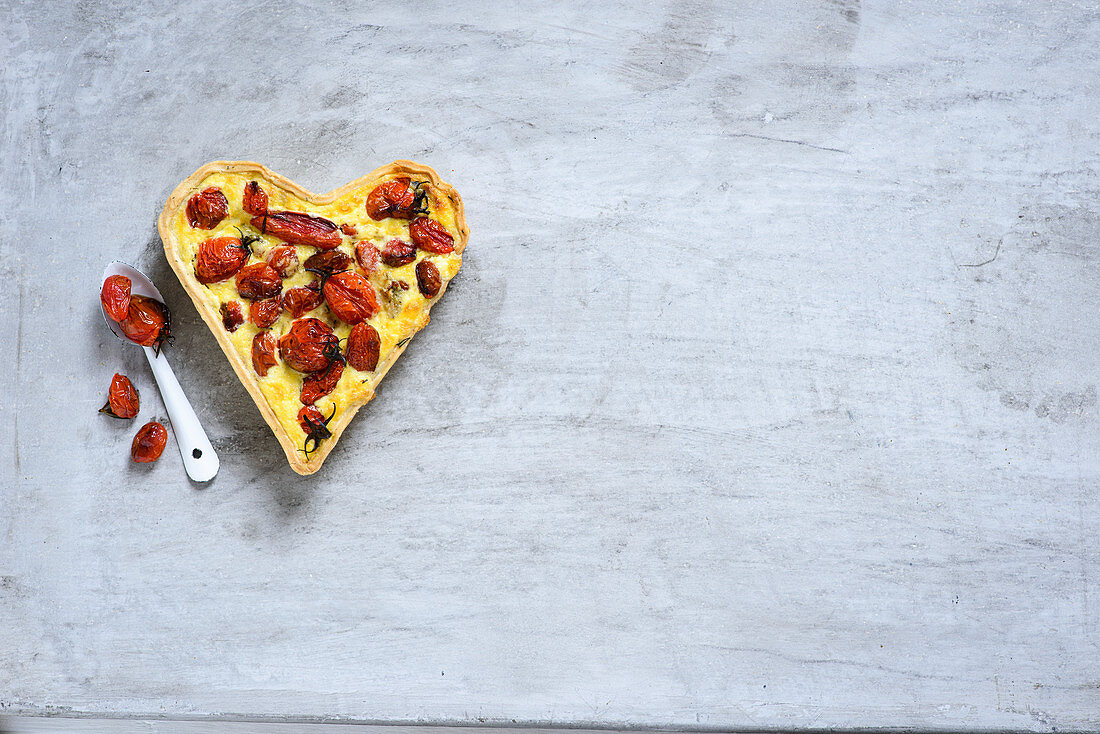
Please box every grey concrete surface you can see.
[2,0,1098,731]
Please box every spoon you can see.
[101,261,219,482]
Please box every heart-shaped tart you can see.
[159,160,468,475]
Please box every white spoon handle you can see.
[143,346,219,482]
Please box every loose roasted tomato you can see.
[221,301,245,332]
[266,245,299,278]
[235,262,282,300]
[416,259,442,298]
[243,180,269,216]
[119,295,171,352]
[365,178,424,220]
[380,239,416,267]
[101,275,131,322]
[303,250,351,276]
[300,359,344,405]
[355,242,381,273]
[252,331,278,377]
[187,187,229,229]
[281,281,324,318]
[195,236,251,284]
[249,297,281,328]
[340,223,358,236]
[131,421,167,463]
[323,271,379,324]
[278,317,338,373]
[251,211,342,249]
[345,322,380,372]
[409,217,455,253]
[99,373,139,418]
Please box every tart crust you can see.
[159,160,469,475]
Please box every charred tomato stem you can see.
[411,181,431,217]
[98,400,126,418]
[233,227,261,254]
[300,403,337,456]
[152,304,172,355]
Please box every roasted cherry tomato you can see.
[131,421,167,463]
[301,358,344,405]
[345,322,380,372]
[100,275,131,322]
[416,259,442,298]
[365,178,425,220]
[221,301,245,332]
[195,236,251,284]
[251,211,342,250]
[355,242,381,273]
[266,245,299,278]
[119,295,171,352]
[187,187,229,229]
[278,317,338,373]
[297,404,335,455]
[235,262,282,300]
[323,271,379,324]
[298,405,327,433]
[340,223,358,236]
[99,373,139,418]
[409,217,455,253]
[303,250,352,276]
[249,297,281,328]
[281,281,324,318]
[243,180,269,216]
[252,331,278,377]
[380,239,416,267]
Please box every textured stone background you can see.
[1,0,1098,730]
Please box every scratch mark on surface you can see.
[959,238,1002,268]
[730,132,848,154]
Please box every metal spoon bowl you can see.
[102,261,219,482]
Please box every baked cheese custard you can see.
[159,160,469,475]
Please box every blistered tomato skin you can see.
[252,331,278,377]
[119,295,171,351]
[266,246,300,278]
[196,237,250,284]
[416,260,442,298]
[346,322,380,372]
[365,178,421,220]
[251,211,342,250]
[301,359,344,405]
[380,240,416,267]
[303,250,351,276]
[131,421,168,463]
[101,275,132,322]
[187,187,230,229]
[221,301,245,332]
[355,242,381,273]
[278,317,338,373]
[323,271,379,324]
[250,298,281,328]
[243,180,269,216]
[409,217,455,253]
[235,263,282,300]
[281,282,324,318]
[100,373,139,418]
